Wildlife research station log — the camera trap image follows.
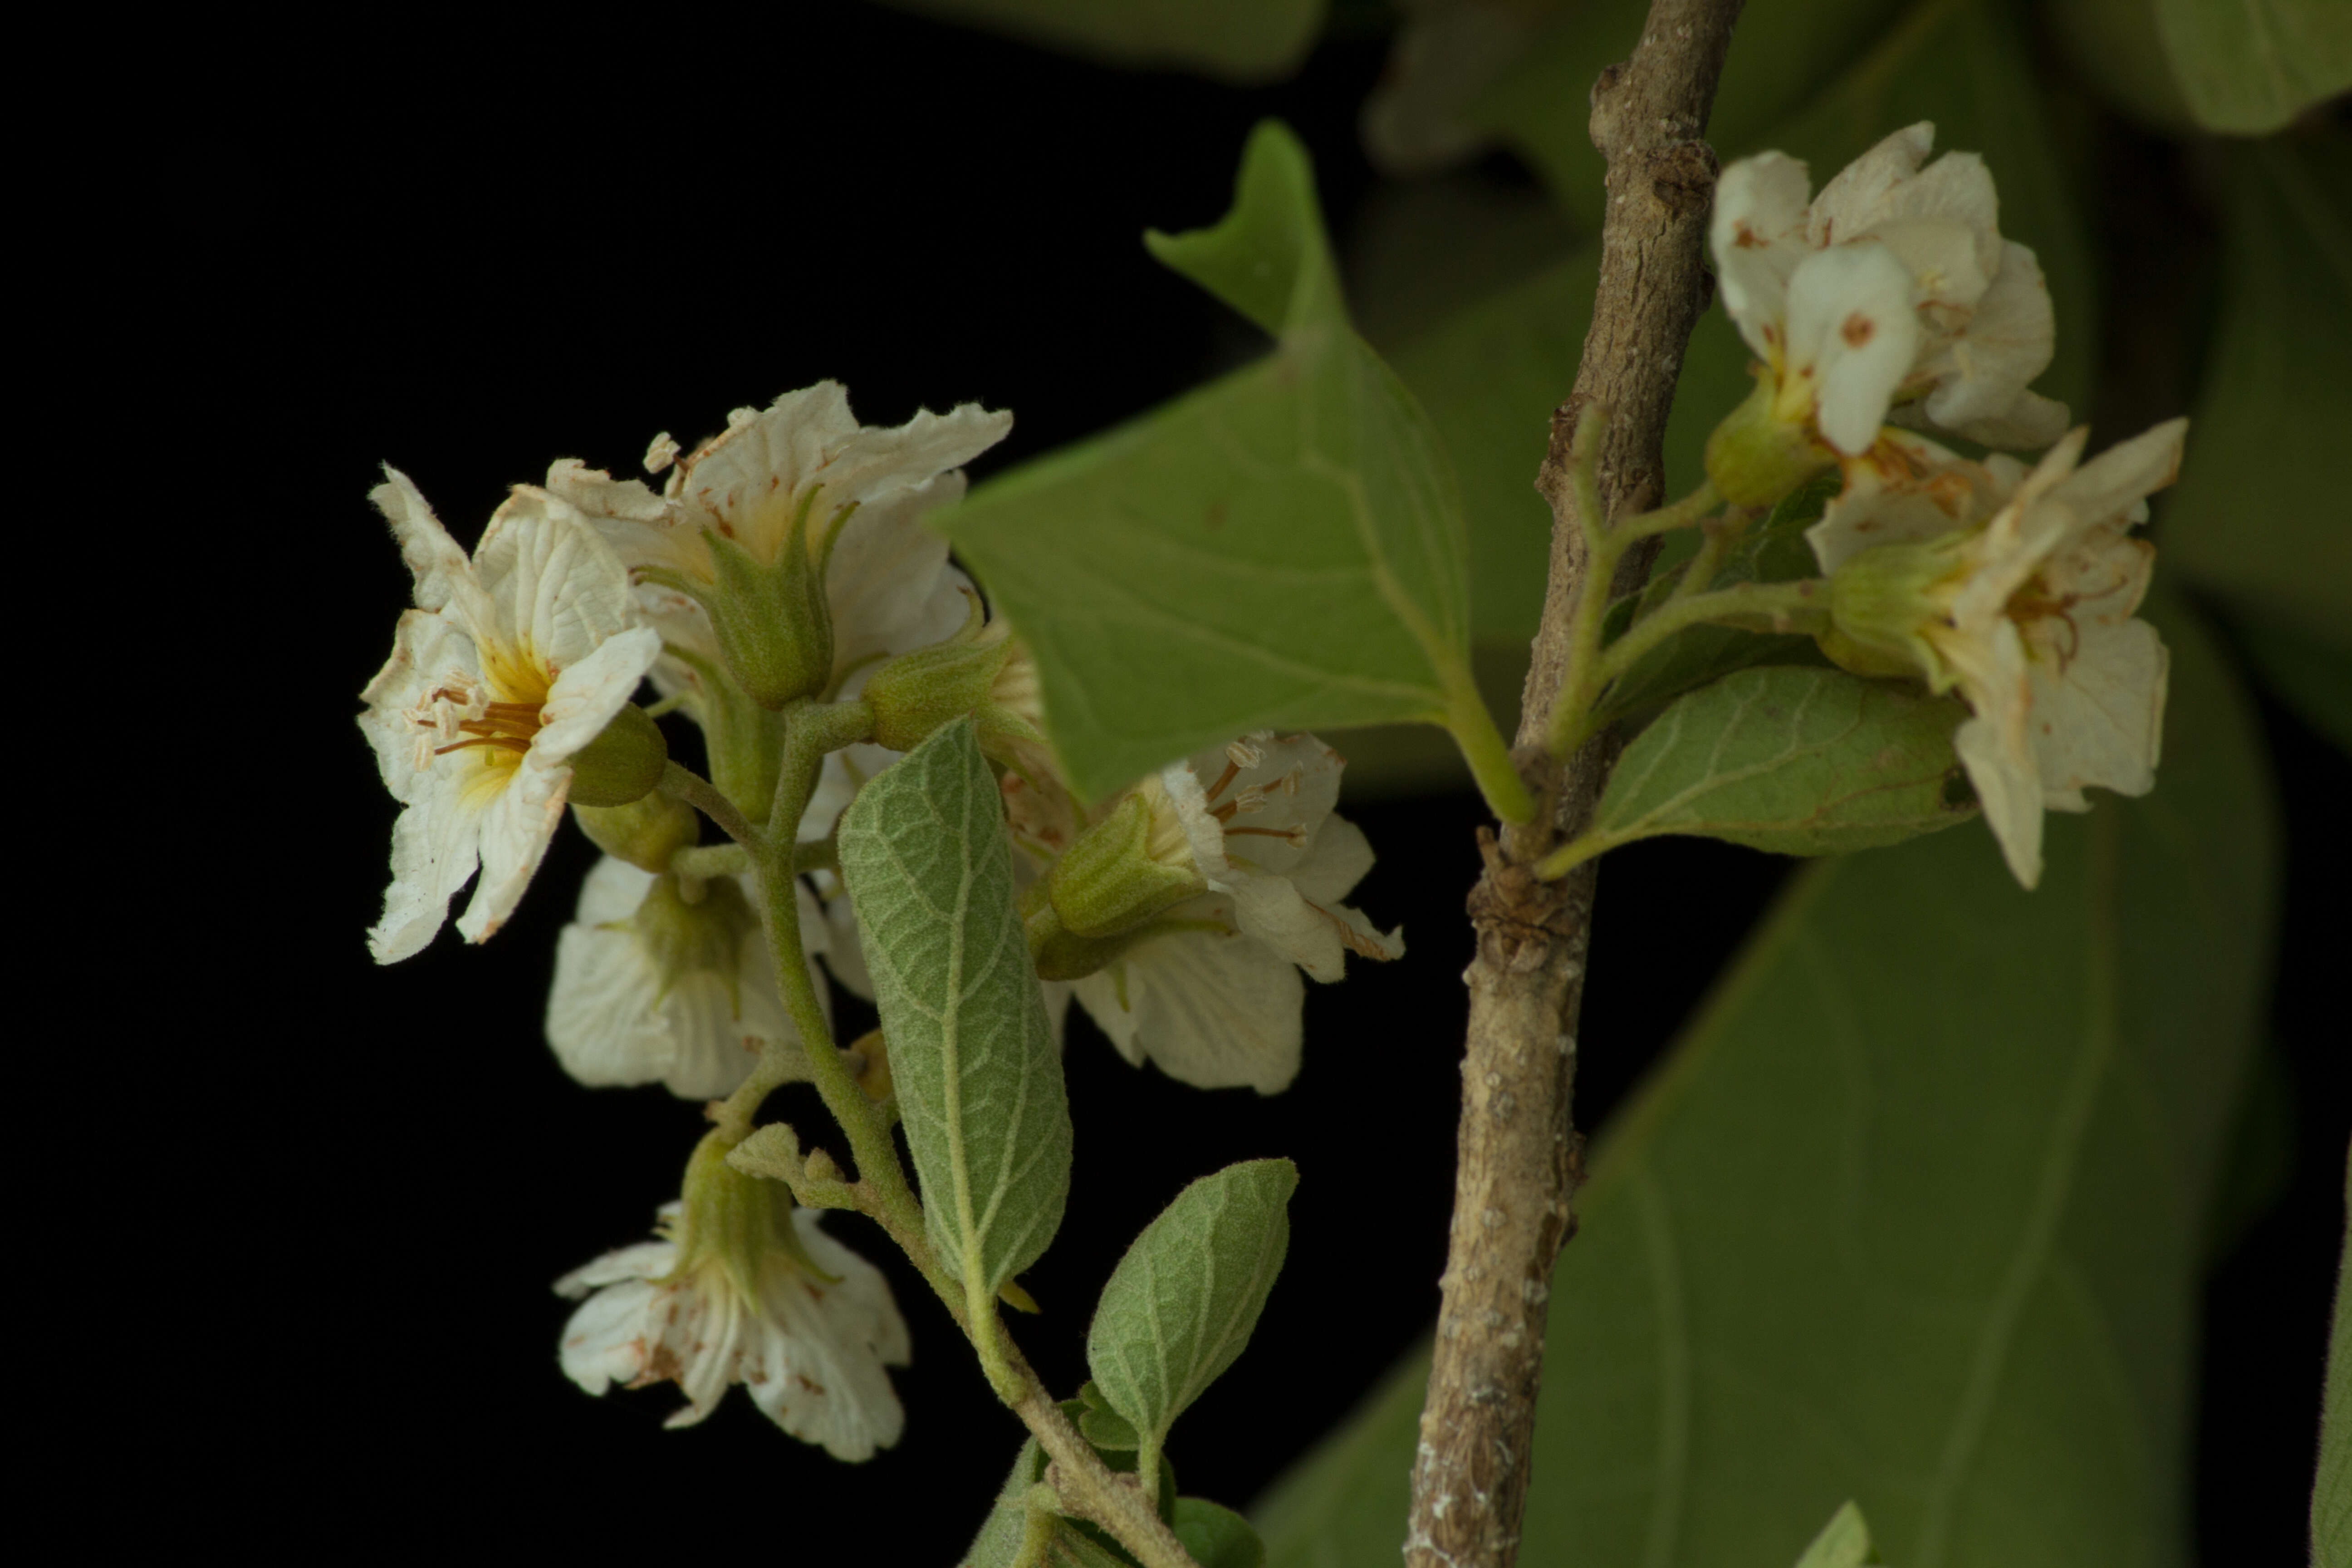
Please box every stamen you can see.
[1200,758,1243,804]
[435,735,532,757]
[1224,738,1265,770]
[1225,825,1307,848]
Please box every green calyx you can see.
[1048,794,1203,939]
[696,492,839,710]
[1705,371,1837,510]
[566,703,669,808]
[631,871,759,1002]
[1021,879,1148,983]
[865,601,1017,752]
[573,790,699,872]
[673,1131,827,1292]
[1821,533,1974,688]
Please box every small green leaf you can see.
[1793,1501,1878,1568]
[2163,134,2352,652]
[1087,1159,1298,1455]
[1171,1499,1265,1568]
[2318,1144,2352,1566]
[1588,667,1973,858]
[1077,1381,1143,1451]
[838,718,1072,1298]
[941,122,1488,803]
[2156,0,2352,133]
[877,0,1326,84]
[963,1436,1139,1568]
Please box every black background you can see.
[162,5,2346,1559]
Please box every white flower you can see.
[1063,734,1402,1093]
[1711,122,2068,457]
[546,858,836,1099]
[557,1184,910,1461]
[1811,419,2186,888]
[358,471,662,963]
[545,382,1009,700]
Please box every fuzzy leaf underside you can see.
[1088,1159,1298,1451]
[839,719,1072,1294]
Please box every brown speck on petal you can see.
[1841,311,1876,347]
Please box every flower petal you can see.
[1804,122,1936,245]
[2028,617,2167,806]
[1078,926,1308,1093]
[1785,243,1922,454]
[454,758,567,944]
[1710,151,1813,361]
[1917,240,2064,442]
[368,772,483,964]
[473,487,641,676]
[535,624,662,763]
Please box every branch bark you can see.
[1406,5,1744,1565]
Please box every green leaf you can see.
[2319,1145,2352,1566]
[2156,0,2352,133]
[963,1437,1140,1568]
[1088,1159,1298,1455]
[941,122,1487,803]
[1586,666,1974,859]
[1172,1499,1265,1568]
[1077,1381,1143,1451]
[1794,1501,1878,1568]
[875,0,1325,83]
[838,718,1072,1298]
[2163,134,2352,652]
[1257,593,2277,1566]
[2231,613,2352,756]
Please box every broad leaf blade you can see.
[838,718,1072,1294]
[2162,134,2352,652]
[1591,666,1975,858]
[2155,0,2352,133]
[1258,595,2276,1566]
[941,123,1479,801]
[1088,1158,1298,1450]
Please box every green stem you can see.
[1615,478,1722,539]
[1446,681,1536,826]
[1532,828,1618,882]
[660,761,764,852]
[1014,1372,1200,1568]
[1597,578,1827,686]
[1663,505,1750,605]
[1542,404,1624,759]
[670,843,750,882]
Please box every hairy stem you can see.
[1408,5,1746,1565]
[1017,1371,1200,1568]
[659,760,764,852]
[1598,578,1826,686]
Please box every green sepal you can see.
[1020,879,1147,983]
[630,872,759,1004]
[674,1130,828,1291]
[572,788,698,872]
[864,608,1015,754]
[1048,794,1202,939]
[565,703,668,808]
[1703,370,1836,510]
[700,517,833,711]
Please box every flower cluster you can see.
[1699,124,2187,887]
[357,380,1399,1453]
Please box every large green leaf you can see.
[2162,133,2352,652]
[874,0,1324,83]
[2231,615,2352,756]
[2319,1144,2352,1567]
[2156,0,2352,134]
[941,122,1490,802]
[1255,593,2277,1566]
[1588,666,1974,859]
[838,719,1072,1297]
[1088,1159,1298,1456]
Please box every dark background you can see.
[163,5,2345,1558]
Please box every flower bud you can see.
[1047,793,1202,939]
[701,526,834,710]
[1705,371,1836,509]
[864,618,1017,753]
[567,703,669,808]
[573,789,699,872]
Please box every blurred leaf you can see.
[1590,666,1975,858]
[2202,1039,2295,1263]
[2231,614,2352,755]
[1794,1501,1880,1568]
[2318,1145,2352,1566]
[2048,0,2199,132]
[1172,1499,1266,1568]
[1472,0,1911,225]
[2163,133,2352,651]
[1088,1160,1298,1455]
[944,123,1488,801]
[1256,594,2277,1567]
[876,0,1326,83]
[839,720,1072,1298]
[2156,0,2352,134]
